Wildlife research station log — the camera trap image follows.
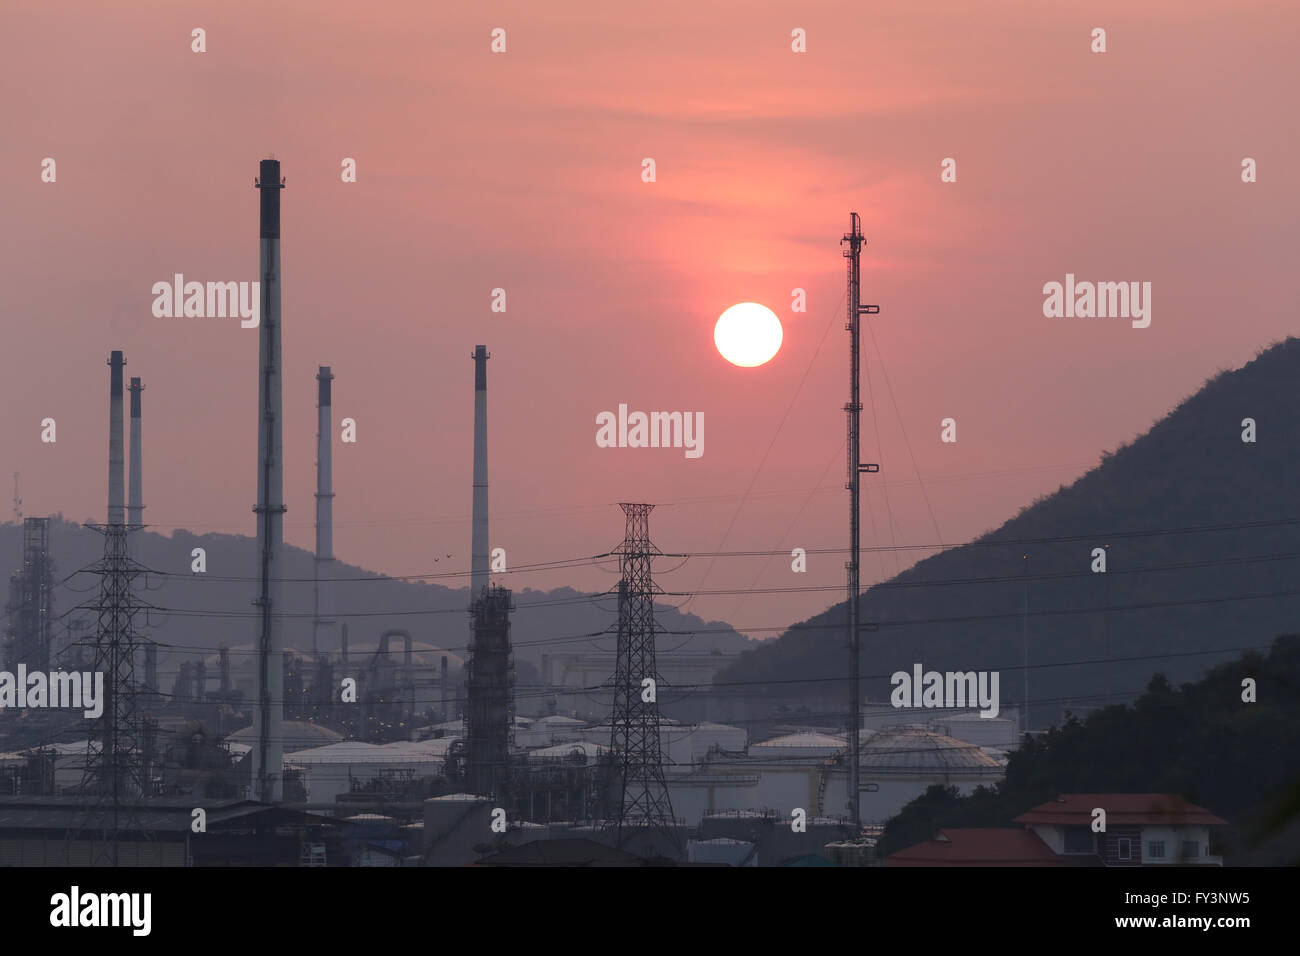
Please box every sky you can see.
[1,0,1297,640]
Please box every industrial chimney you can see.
[465,346,513,799]
[312,367,337,660]
[128,377,144,529]
[107,351,126,525]
[471,346,490,600]
[252,158,286,803]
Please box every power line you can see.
[40,512,1300,589]
[683,288,848,612]
[93,456,1091,536]
[861,311,901,576]
[659,514,1300,557]
[125,547,1300,616]
[50,516,1300,598]
[864,313,945,548]
[66,626,1274,711]
[45,543,1300,656]
[132,553,615,585]
[724,440,845,622]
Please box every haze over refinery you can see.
[3,0,1294,642]
[4,0,1300,908]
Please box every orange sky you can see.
[2,0,1297,638]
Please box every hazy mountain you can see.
[0,518,755,684]
[717,338,1300,727]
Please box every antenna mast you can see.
[841,212,880,830]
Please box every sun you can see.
[714,302,783,367]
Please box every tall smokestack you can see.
[471,346,490,599]
[312,367,336,660]
[252,158,286,803]
[128,377,144,529]
[107,352,126,525]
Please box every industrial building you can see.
[276,740,446,805]
[4,518,53,672]
[821,727,1005,822]
[661,725,1004,827]
[0,796,341,866]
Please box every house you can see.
[1014,793,1226,866]
[888,793,1227,866]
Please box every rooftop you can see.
[888,828,1093,867]
[281,740,443,764]
[426,792,489,803]
[859,728,1003,772]
[752,732,846,750]
[0,796,340,834]
[226,720,343,752]
[1015,794,1228,827]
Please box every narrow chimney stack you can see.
[128,377,144,529]
[313,367,337,660]
[471,346,490,600]
[107,352,126,525]
[252,158,286,803]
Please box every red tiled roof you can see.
[887,828,1067,866]
[1014,793,1227,827]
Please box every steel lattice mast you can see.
[841,213,879,829]
[608,503,677,849]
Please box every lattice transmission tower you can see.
[608,503,678,852]
[68,351,154,866]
